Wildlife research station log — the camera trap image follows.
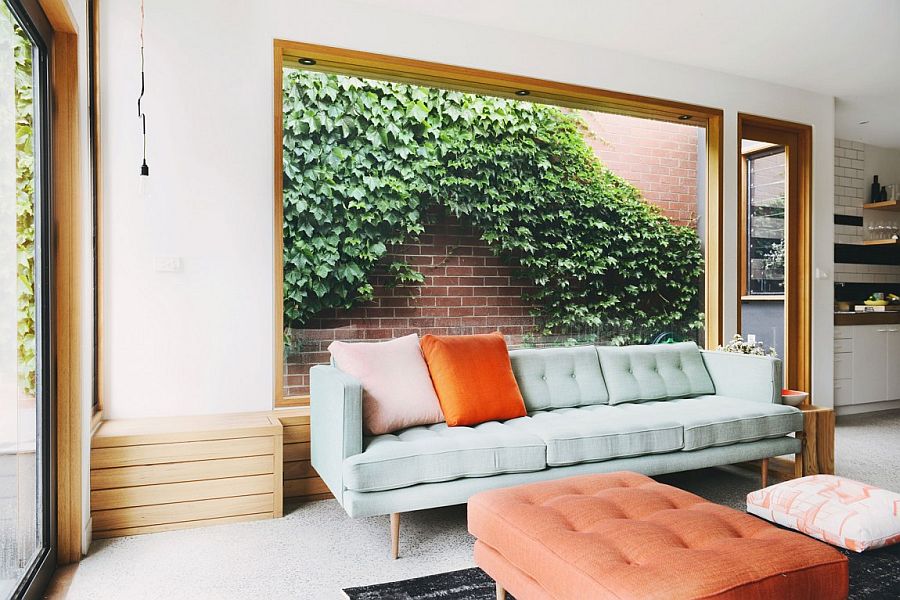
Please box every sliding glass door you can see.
[1,1,54,598]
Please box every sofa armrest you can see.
[699,350,783,404]
[310,365,364,503]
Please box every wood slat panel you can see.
[92,414,280,448]
[285,492,332,506]
[273,429,283,518]
[93,510,274,538]
[284,477,330,499]
[283,425,310,444]
[92,436,274,469]
[91,475,274,511]
[284,460,317,480]
[276,395,310,408]
[272,408,309,427]
[91,455,274,490]
[284,442,310,462]
[93,493,274,531]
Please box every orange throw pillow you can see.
[420,332,527,426]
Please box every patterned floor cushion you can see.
[747,474,900,552]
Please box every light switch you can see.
[746,334,757,344]
[154,256,182,272]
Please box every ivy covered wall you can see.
[0,5,35,397]
[282,70,703,346]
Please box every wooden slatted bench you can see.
[90,413,284,538]
[275,407,332,502]
[90,407,334,539]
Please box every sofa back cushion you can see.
[509,346,608,411]
[596,342,714,405]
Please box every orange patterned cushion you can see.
[748,474,900,552]
[469,472,848,599]
[420,332,526,427]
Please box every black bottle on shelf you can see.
[871,175,881,203]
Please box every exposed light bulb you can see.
[139,160,151,201]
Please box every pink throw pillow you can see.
[328,334,444,435]
[747,474,900,552]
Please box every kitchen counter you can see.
[834,311,900,326]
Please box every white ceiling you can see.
[356,0,900,148]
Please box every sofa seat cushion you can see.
[505,406,683,466]
[342,421,546,492]
[614,395,802,451]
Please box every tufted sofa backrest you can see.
[595,342,715,405]
[509,346,608,412]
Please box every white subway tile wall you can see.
[834,138,865,246]
[832,139,900,284]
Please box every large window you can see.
[0,1,54,597]
[273,42,723,405]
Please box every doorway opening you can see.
[738,115,812,393]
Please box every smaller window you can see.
[745,147,785,295]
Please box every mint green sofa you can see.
[310,342,802,557]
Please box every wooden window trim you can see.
[737,114,813,393]
[272,40,725,407]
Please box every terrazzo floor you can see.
[54,409,900,600]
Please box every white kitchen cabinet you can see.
[850,325,887,405]
[886,327,900,401]
[835,324,900,407]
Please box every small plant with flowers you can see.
[717,334,777,357]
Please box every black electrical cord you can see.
[138,0,148,176]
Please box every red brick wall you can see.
[283,113,701,397]
[578,112,700,226]
[284,214,561,397]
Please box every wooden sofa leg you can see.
[496,582,507,600]
[390,512,400,560]
[761,458,769,488]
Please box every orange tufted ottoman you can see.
[468,472,848,600]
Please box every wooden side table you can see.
[794,404,835,478]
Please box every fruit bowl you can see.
[781,389,809,406]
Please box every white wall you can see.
[100,0,836,417]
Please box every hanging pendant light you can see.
[137,0,150,200]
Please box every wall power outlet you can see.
[153,256,183,272]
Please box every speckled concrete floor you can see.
[58,409,900,600]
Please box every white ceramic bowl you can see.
[781,390,809,406]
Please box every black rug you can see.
[344,545,900,600]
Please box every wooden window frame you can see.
[22,0,87,569]
[737,114,813,393]
[272,40,724,407]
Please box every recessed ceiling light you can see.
[515,90,530,96]
[859,120,870,125]
[299,58,317,66]
[678,115,692,121]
